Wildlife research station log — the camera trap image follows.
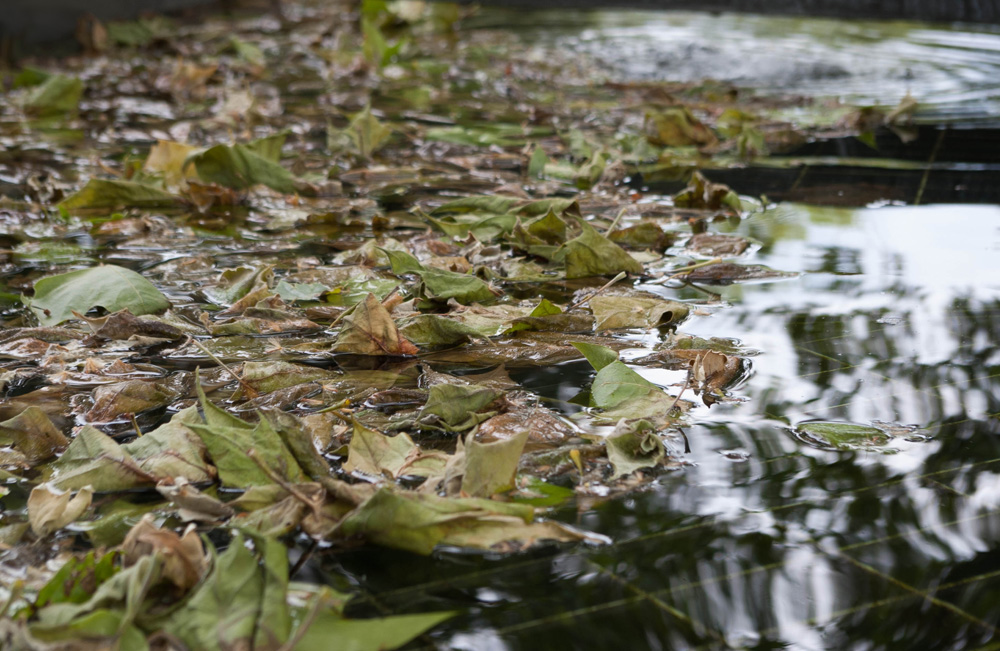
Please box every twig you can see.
[604,206,628,236]
[649,257,722,285]
[568,271,627,311]
[184,336,259,399]
[130,413,143,438]
[289,539,318,579]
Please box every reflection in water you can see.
[476,10,1000,121]
[327,203,1000,649]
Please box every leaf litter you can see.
[0,0,887,647]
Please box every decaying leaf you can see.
[334,293,419,356]
[0,406,68,465]
[28,484,94,536]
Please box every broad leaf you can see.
[59,179,183,213]
[28,265,170,326]
[334,293,419,356]
[606,419,665,479]
[188,143,297,193]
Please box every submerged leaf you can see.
[28,265,170,326]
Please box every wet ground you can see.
[324,11,1000,651]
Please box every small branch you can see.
[649,257,722,285]
[604,206,628,236]
[184,336,259,400]
[568,271,627,311]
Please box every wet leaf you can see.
[645,107,717,147]
[672,171,742,212]
[23,74,83,115]
[49,426,156,491]
[336,487,599,554]
[345,105,394,159]
[188,380,307,488]
[0,406,68,465]
[27,265,171,326]
[418,382,501,432]
[85,379,177,422]
[78,309,184,341]
[558,220,643,279]
[591,361,658,409]
[462,428,530,497]
[383,249,497,305]
[398,314,488,347]
[188,143,297,193]
[606,419,665,479]
[58,179,183,213]
[241,361,332,394]
[686,233,750,256]
[334,293,419,356]
[692,350,744,407]
[571,341,619,372]
[795,421,893,451]
[143,140,201,189]
[28,484,94,536]
[589,295,689,330]
[293,610,455,651]
[121,407,214,484]
[679,261,795,285]
[344,420,418,479]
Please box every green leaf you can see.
[591,361,658,409]
[188,379,307,488]
[188,143,297,193]
[121,406,214,484]
[240,361,332,394]
[334,293,419,356]
[571,341,619,372]
[160,534,268,650]
[344,420,418,478]
[346,105,393,159]
[58,179,183,213]
[606,419,665,479]
[273,280,328,302]
[383,249,495,305]
[796,421,892,451]
[398,314,487,347]
[336,487,596,554]
[589,295,690,330]
[0,406,68,465]
[294,610,455,651]
[558,220,643,279]
[461,428,530,497]
[27,265,170,326]
[48,426,154,492]
[418,383,500,432]
[24,74,83,115]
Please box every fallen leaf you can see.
[28,484,94,536]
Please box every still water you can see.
[322,11,1000,650]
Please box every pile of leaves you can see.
[0,0,875,647]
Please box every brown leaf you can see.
[28,484,93,537]
[85,379,178,422]
[334,293,419,356]
[0,406,68,465]
[121,515,209,591]
[692,351,744,407]
[77,309,184,341]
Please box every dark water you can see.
[307,13,1000,650]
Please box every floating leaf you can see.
[0,406,68,465]
[28,484,93,536]
[344,420,418,478]
[188,143,297,193]
[606,419,665,479]
[334,293,419,356]
[24,74,83,115]
[418,382,500,432]
[188,380,307,488]
[49,426,155,491]
[27,265,170,327]
[58,179,183,213]
[644,107,717,147]
[558,220,643,279]
[462,428,530,497]
[795,421,893,451]
[571,341,619,372]
[336,488,599,554]
[589,295,689,330]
